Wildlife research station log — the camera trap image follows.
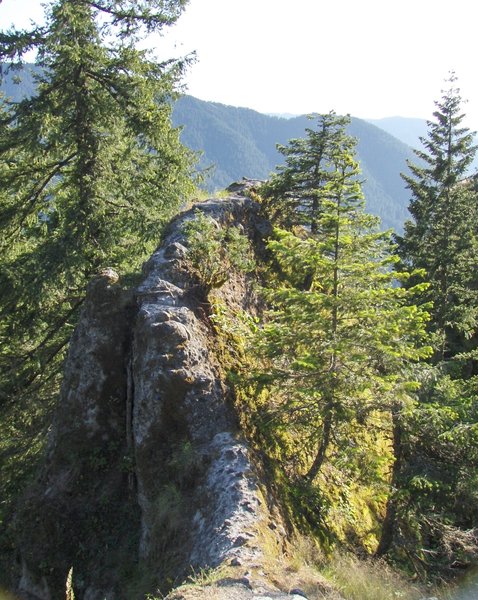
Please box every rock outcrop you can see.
[14,187,285,600]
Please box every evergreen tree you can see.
[261,111,352,233]
[0,0,195,405]
[377,76,478,573]
[397,73,478,362]
[254,118,430,488]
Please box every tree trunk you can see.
[306,199,340,484]
[376,404,403,556]
[305,407,333,482]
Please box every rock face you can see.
[15,189,283,600]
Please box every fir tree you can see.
[0,0,195,405]
[377,76,478,571]
[397,73,478,362]
[254,117,430,486]
[261,111,352,233]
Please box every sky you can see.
[1,0,477,130]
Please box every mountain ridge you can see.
[172,95,415,230]
[2,69,416,230]
[366,115,428,148]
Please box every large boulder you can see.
[15,191,284,600]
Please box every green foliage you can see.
[397,73,478,362]
[261,111,353,233]
[0,390,53,584]
[380,367,478,574]
[233,116,433,555]
[172,96,416,231]
[182,209,255,291]
[377,75,478,577]
[253,115,431,483]
[0,0,195,407]
[249,227,430,547]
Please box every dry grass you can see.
[184,565,234,587]
[255,536,343,599]
[157,534,453,600]
[258,535,449,600]
[321,552,433,600]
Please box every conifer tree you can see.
[261,111,352,233]
[255,117,430,485]
[377,76,478,569]
[397,73,478,362]
[0,0,194,404]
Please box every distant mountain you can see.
[173,96,416,231]
[366,116,428,148]
[368,116,478,174]
[2,68,416,231]
[0,65,39,100]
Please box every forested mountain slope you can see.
[173,96,416,230]
[2,72,415,231]
[367,116,428,148]
[367,115,478,172]
[0,64,38,99]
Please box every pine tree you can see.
[397,73,478,362]
[0,0,195,404]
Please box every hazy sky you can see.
[1,0,477,129]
